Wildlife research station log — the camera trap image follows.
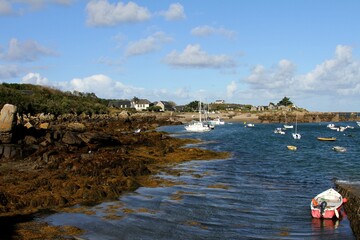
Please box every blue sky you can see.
[1,0,359,112]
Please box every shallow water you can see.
[45,122,359,239]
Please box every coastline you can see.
[1,110,359,238]
[175,111,360,124]
[0,112,229,239]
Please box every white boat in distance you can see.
[357,121,360,127]
[332,146,347,152]
[184,101,211,132]
[292,114,301,139]
[283,112,293,129]
[184,121,211,132]
[274,127,285,134]
[208,117,225,125]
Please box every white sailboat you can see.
[184,101,211,132]
[292,114,301,139]
[283,112,293,129]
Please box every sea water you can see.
[45,122,359,239]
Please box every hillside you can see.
[0,83,109,115]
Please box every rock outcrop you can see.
[336,182,360,239]
[0,104,17,144]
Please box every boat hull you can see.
[310,188,345,219]
[317,137,336,141]
[311,207,342,219]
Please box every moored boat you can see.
[208,117,225,125]
[287,145,297,151]
[185,121,211,132]
[332,146,346,152]
[317,137,336,141]
[274,127,285,134]
[310,188,347,219]
[184,100,211,132]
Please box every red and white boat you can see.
[310,188,347,219]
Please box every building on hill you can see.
[108,100,132,109]
[214,100,225,104]
[133,99,151,111]
[155,101,175,112]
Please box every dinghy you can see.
[287,145,297,151]
[332,146,347,152]
[310,188,347,219]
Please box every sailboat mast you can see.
[199,101,202,122]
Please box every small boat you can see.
[357,121,360,127]
[310,188,347,219]
[185,121,211,132]
[274,128,285,134]
[287,145,297,151]
[208,117,225,125]
[317,137,336,141]
[283,112,293,129]
[184,101,211,132]
[332,146,347,152]
[245,123,255,128]
[292,114,301,139]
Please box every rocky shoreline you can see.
[1,105,359,239]
[0,105,229,239]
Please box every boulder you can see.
[62,131,83,145]
[67,122,86,132]
[0,104,17,133]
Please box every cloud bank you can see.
[164,44,236,68]
[0,38,56,62]
[125,32,173,57]
[86,0,151,26]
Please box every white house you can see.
[133,99,151,111]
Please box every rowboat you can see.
[287,145,297,151]
[317,137,336,141]
[332,146,347,152]
[310,188,347,219]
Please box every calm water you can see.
[45,122,360,239]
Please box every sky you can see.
[0,0,360,112]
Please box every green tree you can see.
[185,101,199,112]
[277,97,293,107]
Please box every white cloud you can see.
[226,81,237,98]
[0,0,73,14]
[86,0,151,27]
[244,59,295,89]
[68,74,144,98]
[191,25,236,39]
[297,45,360,94]
[0,64,21,79]
[21,72,49,85]
[159,3,185,21]
[125,32,173,57]
[1,38,56,62]
[164,44,236,69]
[0,0,12,15]
[239,44,360,109]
